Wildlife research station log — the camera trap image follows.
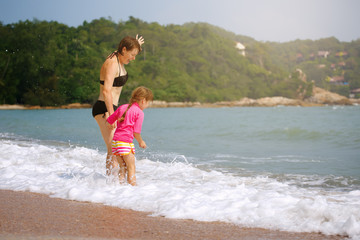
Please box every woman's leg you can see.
[94,113,116,175]
[123,153,136,186]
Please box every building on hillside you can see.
[328,76,347,85]
[338,61,346,68]
[331,62,346,70]
[318,51,330,58]
[235,42,246,56]
[335,51,348,57]
[350,88,360,98]
[296,53,304,63]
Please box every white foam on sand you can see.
[0,138,359,239]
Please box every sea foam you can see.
[0,137,359,239]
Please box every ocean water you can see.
[0,106,359,238]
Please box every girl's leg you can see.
[118,156,127,183]
[123,153,136,186]
[94,113,116,175]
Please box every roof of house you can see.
[329,76,345,82]
[351,88,360,93]
[235,42,245,50]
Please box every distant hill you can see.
[0,17,359,106]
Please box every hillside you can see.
[0,17,359,106]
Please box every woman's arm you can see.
[106,107,120,130]
[101,59,118,116]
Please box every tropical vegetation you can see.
[1,17,359,106]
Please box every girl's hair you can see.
[108,36,141,59]
[118,86,153,122]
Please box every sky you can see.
[0,0,359,43]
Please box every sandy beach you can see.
[0,190,344,240]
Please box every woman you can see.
[92,35,144,176]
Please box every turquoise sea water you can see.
[2,106,358,178]
[1,106,360,237]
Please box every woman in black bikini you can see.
[92,35,144,176]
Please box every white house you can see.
[235,42,246,56]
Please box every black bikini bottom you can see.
[92,100,118,118]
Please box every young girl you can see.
[106,86,153,186]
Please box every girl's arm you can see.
[106,110,118,124]
[106,108,119,129]
[134,133,146,149]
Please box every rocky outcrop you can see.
[304,87,352,105]
[60,103,92,109]
[252,97,303,107]
[149,87,356,108]
[149,101,201,108]
[207,97,305,107]
[27,103,92,109]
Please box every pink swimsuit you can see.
[107,103,144,156]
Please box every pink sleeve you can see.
[107,108,120,124]
[133,111,144,133]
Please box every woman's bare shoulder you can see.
[101,57,117,75]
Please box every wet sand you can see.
[0,190,344,240]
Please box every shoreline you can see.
[0,189,343,240]
[0,97,359,110]
[1,87,359,109]
[0,103,93,110]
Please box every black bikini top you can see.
[100,56,128,87]
[100,74,128,87]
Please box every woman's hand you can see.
[105,120,116,130]
[136,34,145,46]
